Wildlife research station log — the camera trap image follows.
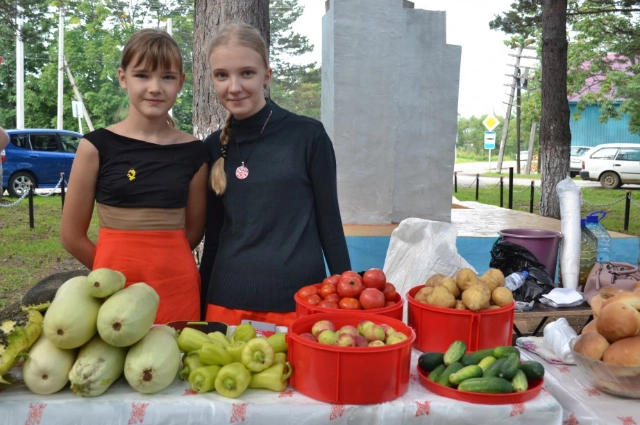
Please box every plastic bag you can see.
[489,240,556,302]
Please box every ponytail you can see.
[210,114,233,195]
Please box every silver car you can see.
[579,143,640,188]
[570,146,591,177]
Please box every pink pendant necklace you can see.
[235,109,273,180]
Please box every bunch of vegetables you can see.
[296,268,398,310]
[418,340,545,394]
[177,323,292,398]
[18,268,181,397]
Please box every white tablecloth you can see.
[1,349,562,425]
[520,349,640,425]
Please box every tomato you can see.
[322,274,340,286]
[362,268,387,291]
[323,293,341,303]
[340,270,362,281]
[359,288,386,310]
[382,282,397,301]
[296,285,319,300]
[318,284,337,299]
[304,294,322,306]
[318,300,339,309]
[337,276,364,298]
[338,297,361,310]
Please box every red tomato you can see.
[338,297,361,310]
[382,282,397,301]
[340,270,362,281]
[318,284,337,299]
[318,300,339,309]
[322,274,340,286]
[304,294,322,306]
[359,288,386,310]
[362,268,387,291]
[337,276,364,298]
[323,293,341,303]
[296,285,319,300]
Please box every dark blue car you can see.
[2,129,83,197]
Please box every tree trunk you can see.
[539,0,571,219]
[192,0,270,140]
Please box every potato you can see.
[479,274,500,293]
[414,286,433,304]
[461,283,491,311]
[455,268,479,292]
[491,286,514,307]
[454,300,467,310]
[425,273,446,288]
[484,268,505,287]
[425,286,456,308]
[439,276,461,298]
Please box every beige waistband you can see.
[97,204,186,230]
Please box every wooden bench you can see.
[513,302,593,337]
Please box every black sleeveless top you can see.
[84,128,206,208]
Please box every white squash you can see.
[23,333,76,395]
[86,268,126,298]
[124,325,180,394]
[68,334,127,397]
[42,276,101,349]
[97,282,159,347]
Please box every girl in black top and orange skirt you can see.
[60,29,208,324]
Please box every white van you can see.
[579,143,640,189]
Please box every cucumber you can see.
[437,361,464,387]
[449,364,483,386]
[519,360,545,380]
[427,364,446,382]
[477,355,497,372]
[498,352,521,381]
[511,369,529,392]
[418,352,445,372]
[461,348,495,366]
[443,340,467,366]
[493,345,520,359]
[483,357,506,378]
[458,377,515,394]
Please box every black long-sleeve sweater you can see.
[199,99,351,313]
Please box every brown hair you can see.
[208,23,269,195]
[120,28,183,127]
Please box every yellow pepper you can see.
[273,352,287,365]
[189,365,222,393]
[207,331,230,348]
[214,362,252,398]
[241,337,275,373]
[179,351,205,381]
[225,340,247,363]
[230,323,257,343]
[196,342,233,366]
[177,327,215,353]
[248,362,293,392]
[266,333,288,353]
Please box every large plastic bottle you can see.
[579,218,597,291]
[585,212,611,263]
[504,270,530,291]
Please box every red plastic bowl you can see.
[417,366,543,405]
[294,283,403,320]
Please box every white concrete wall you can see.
[322,0,461,224]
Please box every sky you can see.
[292,0,536,119]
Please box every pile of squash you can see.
[20,268,181,396]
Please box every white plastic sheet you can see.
[556,178,581,290]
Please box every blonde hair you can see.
[121,28,184,128]
[208,23,269,195]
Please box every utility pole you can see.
[63,58,94,132]
[57,5,65,129]
[496,45,523,173]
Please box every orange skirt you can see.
[206,304,297,328]
[94,228,200,324]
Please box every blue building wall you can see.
[569,102,640,147]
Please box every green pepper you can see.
[248,362,293,392]
[266,333,288,353]
[226,340,247,363]
[214,362,252,398]
[207,331,230,348]
[230,323,257,343]
[197,342,233,366]
[179,351,206,381]
[273,352,287,365]
[189,364,222,393]
[178,327,215,353]
[241,337,275,372]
